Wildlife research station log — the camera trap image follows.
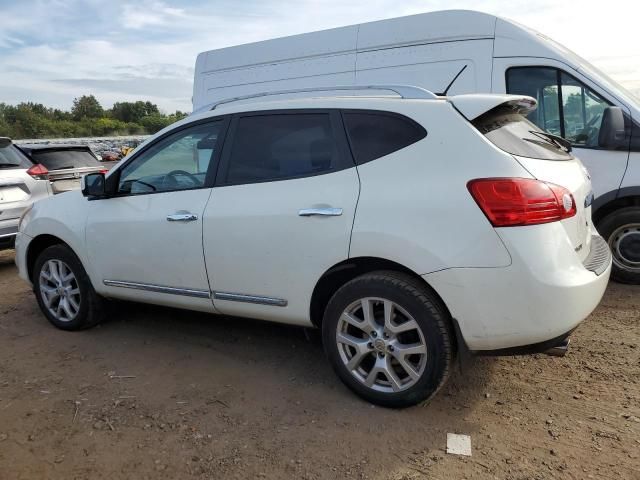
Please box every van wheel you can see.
[33,245,105,330]
[322,271,453,408]
[598,207,640,284]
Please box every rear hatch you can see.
[452,95,593,262]
[0,143,46,226]
[25,147,104,194]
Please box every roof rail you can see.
[193,84,438,114]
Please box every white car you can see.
[15,87,611,407]
[0,137,51,250]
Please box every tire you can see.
[322,271,453,408]
[33,244,105,330]
[597,207,640,285]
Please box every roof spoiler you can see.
[448,94,537,121]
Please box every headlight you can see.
[18,204,33,231]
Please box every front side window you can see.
[506,67,611,148]
[117,120,224,195]
[222,113,342,185]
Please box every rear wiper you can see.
[49,165,76,170]
[0,163,21,169]
[529,130,572,153]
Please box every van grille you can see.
[582,235,611,276]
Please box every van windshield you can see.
[473,108,573,161]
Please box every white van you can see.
[193,9,640,284]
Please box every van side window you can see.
[342,112,427,165]
[222,113,342,185]
[506,67,611,148]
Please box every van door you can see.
[492,59,630,200]
[202,110,359,326]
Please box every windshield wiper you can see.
[528,130,572,153]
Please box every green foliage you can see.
[71,95,104,120]
[111,101,160,123]
[0,98,187,139]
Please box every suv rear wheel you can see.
[33,244,105,330]
[598,207,640,284]
[322,271,453,408]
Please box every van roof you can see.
[195,10,583,74]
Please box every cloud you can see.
[0,0,638,113]
[121,1,187,29]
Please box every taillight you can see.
[26,163,49,180]
[467,178,576,227]
[99,168,108,174]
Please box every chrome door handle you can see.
[166,212,198,222]
[298,207,343,217]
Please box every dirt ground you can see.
[0,249,638,480]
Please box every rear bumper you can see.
[424,225,611,352]
[0,219,19,250]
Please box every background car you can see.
[17,144,108,194]
[0,138,51,250]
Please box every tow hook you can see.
[545,338,570,357]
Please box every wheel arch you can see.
[310,256,453,329]
[26,234,71,283]
[593,187,640,225]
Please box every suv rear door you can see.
[202,110,359,324]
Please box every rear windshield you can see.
[29,149,100,170]
[473,109,572,161]
[0,145,31,169]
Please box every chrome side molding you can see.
[212,291,288,307]
[103,280,211,299]
[103,280,288,307]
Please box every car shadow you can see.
[92,300,496,413]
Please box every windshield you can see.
[0,145,30,169]
[29,149,100,170]
[473,107,573,161]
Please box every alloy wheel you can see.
[39,259,82,322]
[336,297,427,393]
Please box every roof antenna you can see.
[438,64,468,96]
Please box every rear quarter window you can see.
[342,111,427,165]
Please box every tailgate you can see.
[514,155,593,262]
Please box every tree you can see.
[111,101,160,123]
[71,95,104,120]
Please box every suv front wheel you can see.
[322,271,453,408]
[33,244,105,330]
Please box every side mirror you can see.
[598,106,626,149]
[81,173,106,198]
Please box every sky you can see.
[0,0,637,113]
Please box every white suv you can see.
[15,86,611,407]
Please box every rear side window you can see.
[473,107,572,161]
[222,113,344,185]
[29,149,100,170]
[343,112,426,165]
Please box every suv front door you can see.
[202,110,359,324]
[86,119,228,312]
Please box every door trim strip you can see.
[103,280,211,299]
[212,291,288,307]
